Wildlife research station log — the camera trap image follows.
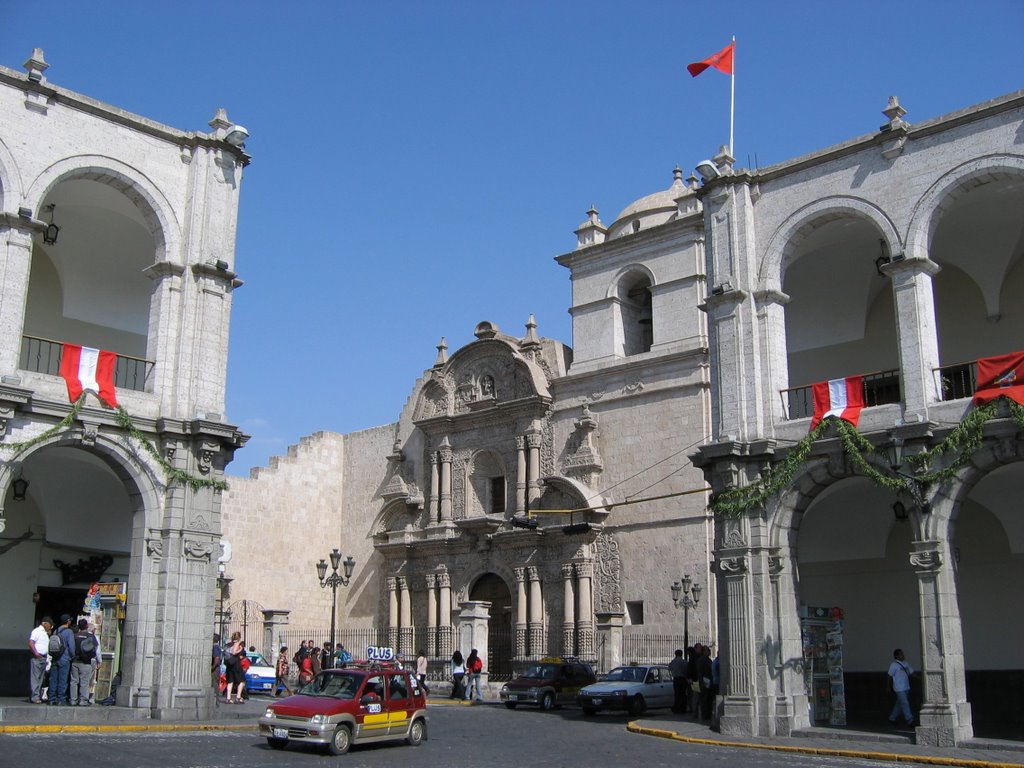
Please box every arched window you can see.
[618,273,653,356]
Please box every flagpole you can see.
[729,35,735,157]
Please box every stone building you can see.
[0,50,247,717]
[693,92,1024,744]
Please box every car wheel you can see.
[628,695,647,716]
[406,718,426,746]
[540,692,555,711]
[504,702,517,710]
[327,724,352,756]
[582,707,596,717]
[266,738,288,750]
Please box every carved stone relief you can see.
[594,533,622,613]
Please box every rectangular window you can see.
[626,601,644,625]
[489,476,506,514]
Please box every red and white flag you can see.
[60,343,118,408]
[687,41,735,77]
[972,350,1024,406]
[810,376,864,430]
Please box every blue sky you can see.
[5,1,1022,476]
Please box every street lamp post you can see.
[670,574,702,650]
[316,549,356,651]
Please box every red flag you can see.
[687,41,735,77]
[972,351,1024,406]
[60,343,119,408]
[810,376,864,430]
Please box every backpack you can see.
[75,632,98,662]
[48,631,65,658]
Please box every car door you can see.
[648,667,672,708]
[357,674,389,740]
[384,671,414,736]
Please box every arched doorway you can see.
[469,573,513,680]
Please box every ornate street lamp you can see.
[317,549,356,651]
[671,574,702,650]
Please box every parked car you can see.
[258,661,428,755]
[499,658,596,710]
[576,663,674,716]
[244,651,277,695]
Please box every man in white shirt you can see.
[27,617,53,704]
[887,648,915,727]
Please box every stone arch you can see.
[758,196,902,293]
[467,448,509,516]
[373,498,420,535]
[0,135,25,208]
[904,155,1024,263]
[607,264,657,357]
[605,262,659,298]
[25,155,182,264]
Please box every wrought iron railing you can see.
[934,360,977,401]
[782,369,902,420]
[19,334,153,393]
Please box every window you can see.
[490,476,506,514]
[626,601,644,625]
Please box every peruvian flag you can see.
[972,351,1024,406]
[687,41,735,77]
[60,344,118,408]
[810,376,864,429]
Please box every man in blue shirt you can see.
[50,614,75,706]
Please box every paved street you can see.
[0,704,953,768]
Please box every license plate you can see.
[591,698,602,705]
[261,683,272,689]
[272,728,288,739]
[507,694,518,701]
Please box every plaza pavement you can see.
[1,695,1021,768]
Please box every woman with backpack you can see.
[450,650,466,699]
[223,631,246,704]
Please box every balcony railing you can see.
[934,360,977,401]
[782,369,902,420]
[19,335,153,393]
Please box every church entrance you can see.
[469,573,513,681]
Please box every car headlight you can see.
[500,684,509,693]
[527,686,538,694]
[309,714,329,725]
[611,690,628,697]
[264,708,276,718]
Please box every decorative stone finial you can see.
[673,166,684,183]
[575,206,607,249]
[209,108,232,132]
[522,314,540,346]
[687,173,700,191]
[713,145,735,174]
[882,96,909,130]
[24,48,48,82]
[434,337,448,367]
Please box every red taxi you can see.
[258,659,427,755]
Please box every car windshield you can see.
[521,664,558,680]
[603,666,648,683]
[247,653,270,667]
[298,671,361,699]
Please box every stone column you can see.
[386,577,399,650]
[437,570,453,659]
[439,438,453,522]
[886,256,941,420]
[429,452,440,524]
[910,539,973,746]
[576,562,594,660]
[514,567,528,658]
[458,601,493,693]
[526,432,542,509]
[398,577,413,655]
[425,573,438,657]
[594,612,624,674]
[262,609,290,662]
[718,549,755,736]
[527,566,543,656]
[0,226,34,374]
[515,436,527,517]
[561,562,576,657]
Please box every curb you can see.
[626,723,1024,768]
[0,723,257,734]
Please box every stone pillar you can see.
[514,567,528,658]
[437,570,453,659]
[562,563,576,657]
[594,612,624,674]
[429,452,440,524]
[515,436,527,516]
[439,438,453,522]
[0,226,34,374]
[262,609,290,662]
[886,256,941,420]
[425,573,438,657]
[718,546,755,736]
[386,577,399,650]
[526,432,542,508]
[458,601,492,692]
[911,539,973,746]
[576,562,594,660]
[527,566,543,656]
[398,577,413,655]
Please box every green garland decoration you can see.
[710,395,1024,518]
[1,394,227,492]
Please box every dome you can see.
[608,167,692,239]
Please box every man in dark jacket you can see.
[70,618,99,705]
[698,644,714,721]
[50,615,75,706]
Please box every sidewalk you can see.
[628,715,1024,768]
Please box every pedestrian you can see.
[686,644,702,717]
[415,649,430,695]
[450,650,466,699]
[70,619,100,706]
[86,622,102,704]
[223,630,246,703]
[710,649,721,732]
[311,646,323,675]
[28,616,53,704]
[336,643,352,666]
[465,649,483,701]
[887,648,915,727]
[49,614,75,706]
[394,651,404,669]
[668,648,687,714]
[698,644,714,721]
[275,646,293,697]
[321,642,334,670]
[297,654,315,686]
[211,633,223,693]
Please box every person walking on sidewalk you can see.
[28,617,53,704]
[415,649,430,695]
[70,618,100,706]
[888,648,915,727]
[274,646,293,697]
[49,615,75,706]
[668,648,687,714]
[465,649,483,701]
